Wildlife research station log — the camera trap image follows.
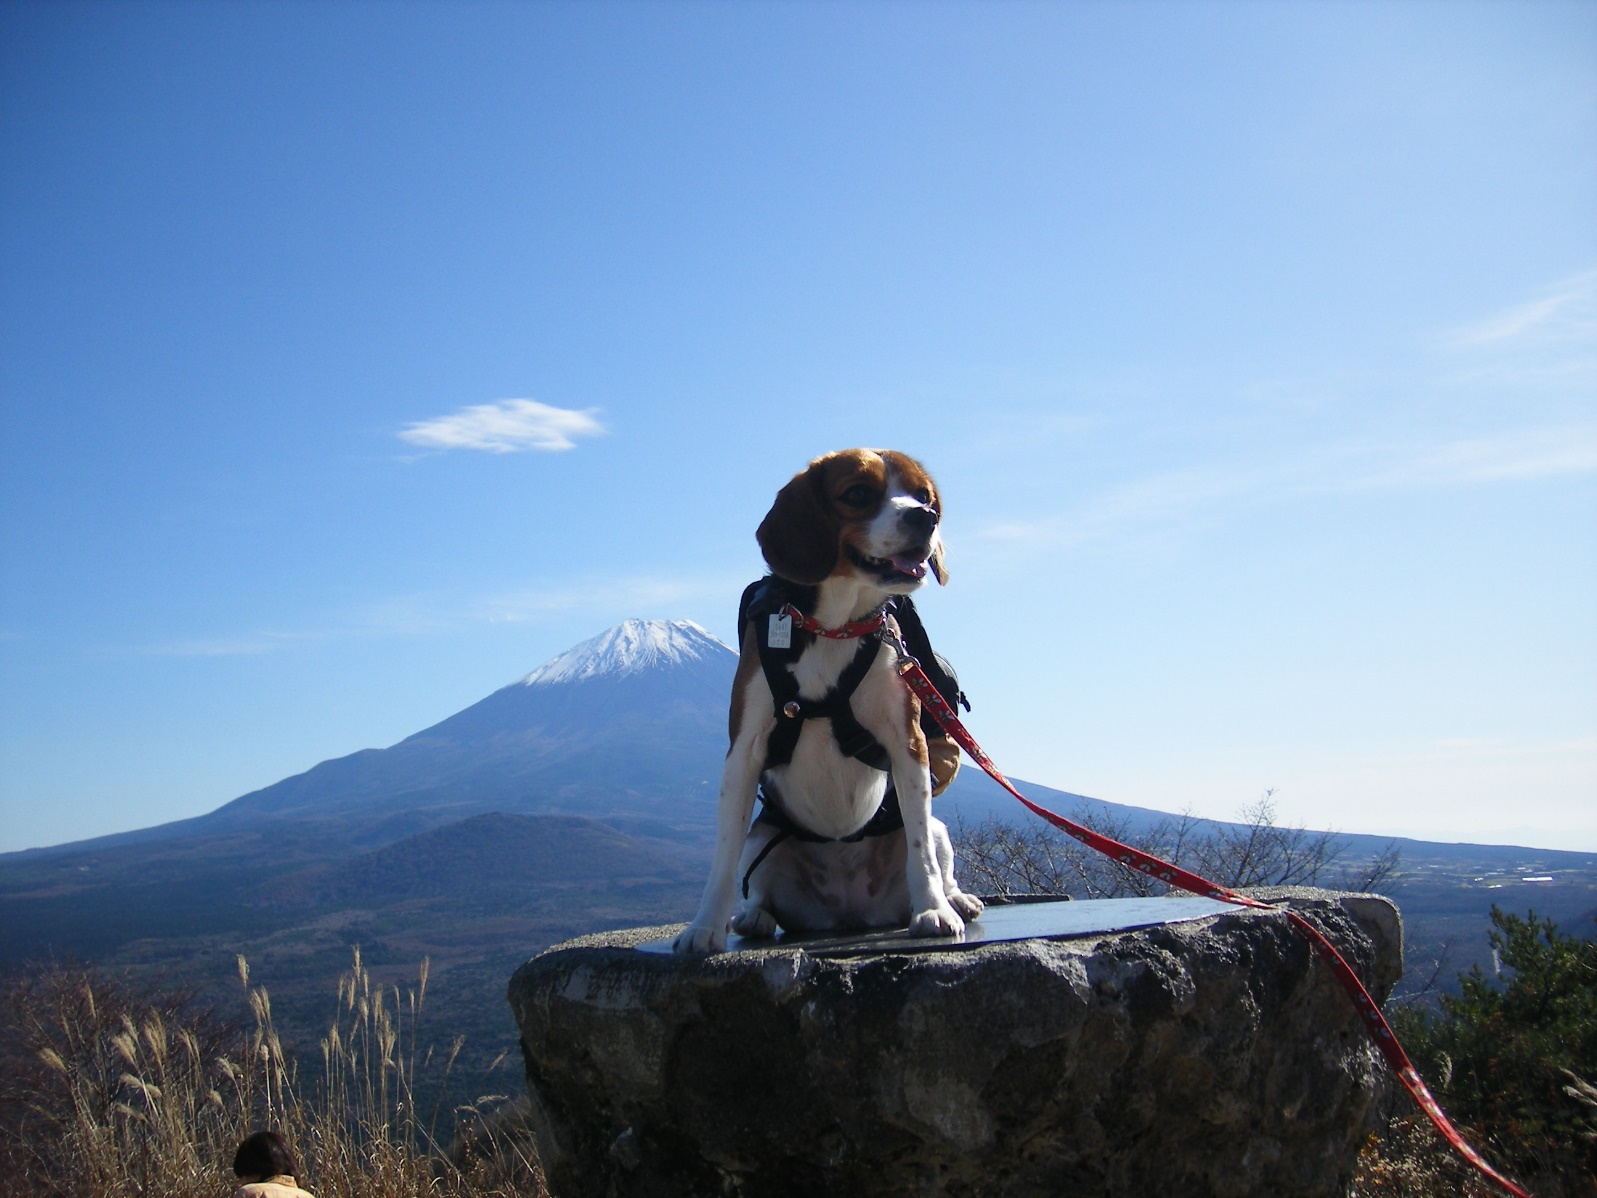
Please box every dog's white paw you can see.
[948,890,985,921]
[908,903,966,938]
[672,923,727,954]
[729,905,778,938]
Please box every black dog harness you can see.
[736,576,968,898]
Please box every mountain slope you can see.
[304,812,697,908]
[208,619,735,837]
[10,620,737,861]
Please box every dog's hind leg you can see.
[729,825,782,939]
[931,816,985,922]
[729,904,778,937]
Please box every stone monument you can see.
[508,888,1401,1198]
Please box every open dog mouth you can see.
[845,544,931,582]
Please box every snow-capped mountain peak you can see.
[519,619,735,686]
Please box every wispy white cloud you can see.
[1414,734,1596,761]
[979,425,1597,550]
[979,270,1597,555]
[1446,268,1597,349]
[128,572,742,658]
[398,399,605,454]
[472,572,747,625]
[138,631,325,658]
[982,463,1254,547]
[1432,269,1597,399]
[1345,427,1597,488]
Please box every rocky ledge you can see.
[508,888,1402,1198]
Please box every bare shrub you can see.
[1351,1114,1505,1197]
[952,790,1401,901]
[0,962,239,1195]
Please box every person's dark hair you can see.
[232,1129,298,1180]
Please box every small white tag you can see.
[767,613,792,649]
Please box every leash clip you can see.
[882,622,919,674]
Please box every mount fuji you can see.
[0,619,750,1076]
[6,620,737,870]
[184,619,739,850]
[518,618,732,685]
[0,619,743,970]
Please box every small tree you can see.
[1390,907,1597,1192]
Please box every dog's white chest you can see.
[769,728,889,839]
[765,637,897,840]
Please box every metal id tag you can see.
[767,613,793,649]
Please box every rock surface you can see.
[508,888,1402,1198]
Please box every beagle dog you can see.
[674,449,983,953]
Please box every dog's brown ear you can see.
[929,538,949,586]
[757,464,839,584]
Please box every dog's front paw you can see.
[672,923,727,954]
[948,890,985,921]
[908,903,966,938]
[729,905,778,938]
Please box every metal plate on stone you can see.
[635,896,1238,956]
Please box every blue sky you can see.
[1,0,1593,854]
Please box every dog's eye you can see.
[914,487,932,505]
[839,485,876,507]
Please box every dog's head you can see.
[756,449,948,591]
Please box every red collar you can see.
[782,602,886,640]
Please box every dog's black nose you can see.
[901,505,938,531]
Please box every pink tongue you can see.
[890,554,929,579]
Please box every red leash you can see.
[894,650,1533,1198]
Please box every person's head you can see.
[232,1130,298,1181]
